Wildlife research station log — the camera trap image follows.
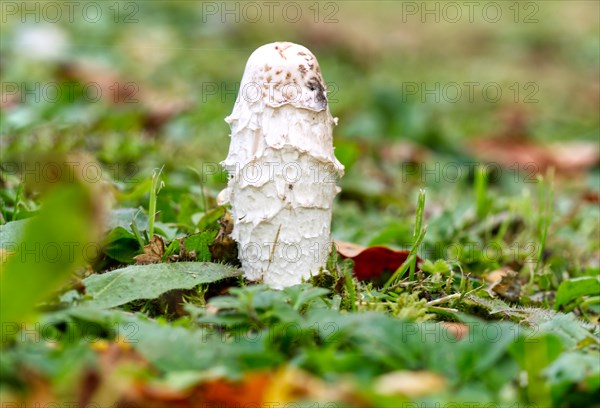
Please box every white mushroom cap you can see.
[223,42,343,176]
[236,42,329,111]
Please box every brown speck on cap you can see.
[275,43,292,59]
[264,64,271,71]
[286,72,291,79]
[298,65,307,75]
[298,51,307,56]
[276,70,282,75]
[266,75,272,82]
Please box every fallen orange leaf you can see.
[193,372,271,406]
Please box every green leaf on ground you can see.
[81,262,242,309]
[0,219,29,249]
[184,231,218,262]
[102,226,141,263]
[106,208,148,232]
[1,183,97,327]
[554,276,600,310]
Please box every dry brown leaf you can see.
[440,322,469,341]
[380,141,429,165]
[209,210,239,265]
[582,191,600,204]
[127,366,360,407]
[334,240,366,258]
[1,370,54,408]
[191,371,272,406]
[84,341,152,407]
[471,138,599,175]
[470,110,599,176]
[1,91,20,110]
[134,235,165,265]
[548,142,599,173]
[485,267,521,302]
[263,366,357,405]
[57,60,191,132]
[57,60,136,105]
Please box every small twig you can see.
[427,306,459,313]
[148,166,165,238]
[386,280,420,291]
[410,189,426,282]
[268,224,282,265]
[426,293,462,307]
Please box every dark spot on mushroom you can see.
[298,65,307,75]
[298,51,306,56]
[276,70,282,75]
[307,77,327,108]
[266,75,272,82]
[286,72,291,79]
[288,184,293,191]
[264,64,271,71]
[308,63,314,70]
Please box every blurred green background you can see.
[1,1,599,244]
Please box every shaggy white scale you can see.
[219,42,344,289]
